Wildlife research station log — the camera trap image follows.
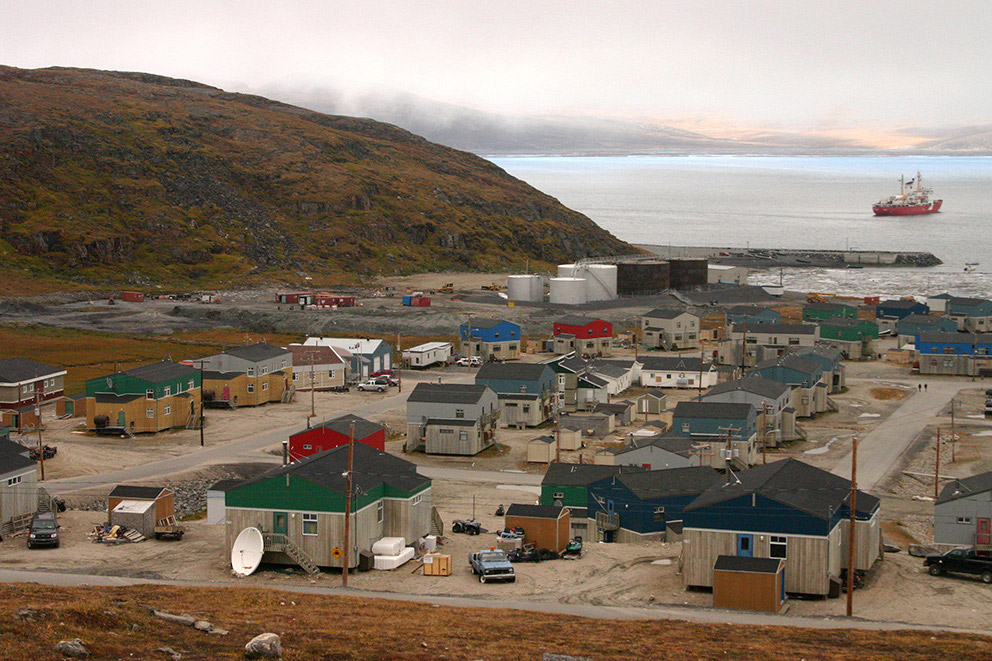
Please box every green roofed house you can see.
[224,443,432,571]
[85,361,201,435]
[541,462,645,539]
[802,301,857,322]
[817,318,879,359]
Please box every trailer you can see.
[402,342,452,368]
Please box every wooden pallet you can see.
[123,529,146,543]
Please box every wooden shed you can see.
[527,436,557,464]
[557,427,582,451]
[712,555,786,613]
[107,485,175,526]
[505,504,570,553]
[110,499,157,537]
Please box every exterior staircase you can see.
[430,506,444,538]
[36,487,59,514]
[263,533,320,575]
[185,411,200,430]
[282,386,296,404]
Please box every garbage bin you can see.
[358,550,375,572]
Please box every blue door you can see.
[780,567,786,603]
[736,533,753,557]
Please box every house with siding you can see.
[611,433,701,470]
[286,344,349,391]
[934,471,992,553]
[788,346,845,393]
[302,337,393,381]
[542,354,588,411]
[802,301,857,322]
[926,293,954,314]
[700,376,800,445]
[640,356,718,390]
[0,437,38,529]
[816,318,879,359]
[895,314,957,349]
[641,309,700,350]
[876,299,929,320]
[748,354,830,418]
[540,462,646,538]
[459,318,522,361]
[224,443,431,570]
[195,343,293,408]
[0,358,66,410]
[946,297,992,333]
[725,306,781,327]
[475,362,555,428]
[719,323,819,368]
[586,467,722,543]
[288,414,385,461]
[85,361,201,434]
[552,316,613,356]
[405,383,499,455]
[681,458,881,596]
[672,401,759,468]
[916,332,992,376]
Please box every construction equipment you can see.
[806,292,837,303]
[481,283,502,291]
[439,283,454,293]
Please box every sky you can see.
[2,1,990,129]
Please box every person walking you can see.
[918,384,922,391]
[924,383,928,391]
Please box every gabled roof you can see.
[898,314,947,326]
[878,299,925,309]
[121,361,198,384]
[221,342,291,363]
[949,296,990,307]
[0,358,64,385]
[109,485,169,500]
[788,345,843,364]
[627,433,698,458]
[607,466,722,500]
[506,503,565,519]
[577,374,609,388]
[704,376,791,400]
[805,301,854,311]
[917,332,992,345]
[303,337,390,356]
[476,362,552,382]
[673,401,754,421]
[640,389,666,399]
[588,364,628,379]
[555,315,604,327]
[735,323,816,335]
[936,470,992,505]
[593,402,633,415]
[295,414,384,441]
[818,317,876,329]
[286,344,347,367]
[714,556,783,573]
[641,356,711,372]
[557,357,589,373]
[752,354,822,376]
[685,458,878,520]
[644,308,692,320]
[0,438,34,476]
[407,383,492,404]
[542,462,646,486]
[463,317,511,329]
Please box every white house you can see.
[640,356,718,389]
[403,342,452,368]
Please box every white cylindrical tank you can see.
[549,277,588,305]
[585,264,618,301]
[529,275,545,302]
[558,263,577,278]
[507,275,543,302]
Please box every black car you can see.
[27,512,59,549]
[924,547,992,583]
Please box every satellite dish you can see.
[497,292,509,300]
[231,527,264,577]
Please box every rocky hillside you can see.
[0,67,635,288]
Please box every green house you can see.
[84,361,201,433]
[224,443,432,570]
[818,318,879,342]
[802,302,858,321]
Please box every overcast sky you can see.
[2,1,989,128]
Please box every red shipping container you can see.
[121,291,145,303]
[413,297,431,307]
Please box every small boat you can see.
[965,262,979,272]
[873,172,942,216]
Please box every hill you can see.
[0,67,634,289]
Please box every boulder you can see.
[54,639,90,657]
[244,633,282,658]
[153,610,197,627]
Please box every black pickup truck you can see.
[924,547,992,583]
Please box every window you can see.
[280,360,287,368]
[553,492,564,500]
[522,405,530,413]
[176,382,183,393]
[146,389,155,400]
[293,372,299,381]
[247,367,255,376]
[653,506,665,522]
[261,381,268,391]
[303,444,312,450]
[958,516,973,525]
[942,347,956,355]
[376,501,384,523]
[188,379,195,390]
[455,409,464,419]
[163,404,171,415]
[681,423,690,433]
[262,366,269,375]
[788,338,800,345]
[146,407,155,418]
[247,383,255,393]
[163,386,171,396]
[509,344,517,351]
[412,494,423,506]
[302,513,317,536]
[459,431,468,441]
[770,536,787,558]
[494,331,500,339]
[7,475,22,487]
[439,428,454,434]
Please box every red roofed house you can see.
[289,414,386,461]
[552,316,613,357]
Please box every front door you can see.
[737,533,754,557]
[117,410,126,427]
[222,386,231,401]
[977,518,991,547]
[273,512,288,536]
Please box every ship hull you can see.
[872,200,942,216]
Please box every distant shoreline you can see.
[635,244,943,270]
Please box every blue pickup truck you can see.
[924,547,992,583]
[469,549,515,583]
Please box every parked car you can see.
[469,549,515,583]
[371,370,396,379]
[29,444,57,461]
[456,356,483,367]
[924,547,992,583]
[374,376,399,387]
[328,385,350,393]
[27,512,59,549]
[357,380,387,392]
[451,519,482,535]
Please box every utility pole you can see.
[343,422,355,588]
[846,435,858,617]
[950,399,956,463]
[397,332,402,393]
[35,394,44,481]
[759,401,767,465]
[740,321,748,372]
[304,350,318,419]
[190,359,207,448]
[554,390,561,463]
[698,343,704,392]
[934,428,941,500]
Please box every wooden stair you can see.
[281,386,296,404]
[264,533,320,575]
[430,506,444,538]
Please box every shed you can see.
[712,555,786,613]
[557,427,583,451]
[107,485,175,525]
[527,436,557,464]
[110,499,158,537]
[206,479,240,525]
[505,503,571,553]
[636,390,667,416]
[56,393,87,418]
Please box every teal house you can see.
[802,301,857,322]
[672,401,756,442]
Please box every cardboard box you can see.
[422,553,452,576]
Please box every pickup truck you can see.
[357,379,387,392]
[469,549,515,583]
[924,547,992,583]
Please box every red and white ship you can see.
[872,172,942,216]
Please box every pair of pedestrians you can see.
[917,383,928,391]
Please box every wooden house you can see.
[476,362,555,428]
[527,436,557,464]
[540,462,646,539]
[504,504,570,553]
[640,356,718,390]
[405,383,499,455]
[303,337,393,381]
[611,433,701,470]
[86,361,201,434]
[195,343,293,408]
[289,414,386,461]
[553,316,613,357]
[641,309,701,351]
[0,358,66,410]
[224,443,431,570]
[934,471,992,553]
[635,389,667,417]
[0,437,38,529]
[459,318,522,361]
[286,344,348,391]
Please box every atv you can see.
[451,519,482,535]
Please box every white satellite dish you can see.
[497,292,509,300]
[231,527,265,577]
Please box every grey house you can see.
[405,383,499,455]
[475,362,556,428]
[612,433,701,470]
[641,309,701,350]
[700,375,801,445]
[0,437,38,528]
[935,471,992,552]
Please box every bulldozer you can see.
[439,283,454,293]
[481,282,502,291]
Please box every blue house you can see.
[946,297,992,333]
[917,332,992,376]
[586,466,721,543]
[725,306,781,326]
[475,362,555,427]
[672,401,756,442]
[459,317,522,360]
[876,299,929,320]
[896,314,957,346]
[681,458,881,596]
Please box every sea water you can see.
[489,155,992,298]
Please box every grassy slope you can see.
[0,584,986,660]
[0,67,635,291]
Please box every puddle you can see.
[859,413,881,418]
[803,433,855,455]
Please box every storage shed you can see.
[505,504,571,553]
[110,499,157,537]
[107,485,175,526]
[712,555,786,613]
[527,436,557,464]
[121,291,145,303]
[206,479,240,525]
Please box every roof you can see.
[918,332,992,345]
[476,362,551,382]
[287,344,347,367]
[542,462,646,486]
[405,342,452,353]
[685,458,879,520]
[121,361,198,384]
[0,438,35,475]
[0,358,64,385]
[557,357,589,373]
[425,418,479,427]
[407,383,492,404]
[629,434,698,458]
[555,315,604,327]
[607,467,722,500]
[221,342,291,363]
[588,364,628,379]
[819,317,876,329]
[295,414,384,441]
[949,296,990,307]
[593,402,633,415]
[95,393,143,404]
[752,354,822,376]
[207,479,242,492]
[805,301,854,311]
[505,503,565,519]
[233,442,428,496]
[681,285,776,306]
[713,555,783,573]
[463,317,509,329]
[303,337,390,356]
[112,499,156,514]
[878,299,925,309]
[929,293,954,300]
[788,345,843,364]
[936,471,992,505]
[109,485,169,500]
[704,376,791,400]
[735,323,816,335]
[530,435,556,445]
[673,401,754,421]
[641,356,710,372]
[640,389,666,399]
[898,314,947,326]
[644,308,691,320]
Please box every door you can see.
[273,512,288,536]
[222,386,230,402]
[117,410,126,427]
[977,518,991,547]
[736,533,754,557]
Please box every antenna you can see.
[231,527,264,577]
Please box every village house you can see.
[402,342,452,369]
[610,433,701,470]
[195,343,293,408]
[592,401,635,426]
[0,436,38,530]
[459,318,522,361]
[639,356,719,390]
[876,298,930,320]
[700,375,801,445]
[540,462,646,539]
[895,314,957,349]
[681,459,881,597]
[586,466,722,543]
[725,306,781,327]
[946,297,992,333]
[672,401,759,469]
[788,345,846,393]
[641,308,700,351]
[225,443,432,571]
[286,344,349,391]
[916,332,992,377]
[542,354,589,411]
[0,358,66,410]
[926,292,954,314]
[934,471,992,553]
[552,316,613,356]
[748,354,831,418]
[288,414,386,461]
[718,323,819,368]
[85,361,201,434]
[302,337,393,381]
[816,318,879,359]
[475,362,555,428]
[585,362,633,396]
[802,301,858,322]
[560,412,614,438]
[405,383,499,455]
